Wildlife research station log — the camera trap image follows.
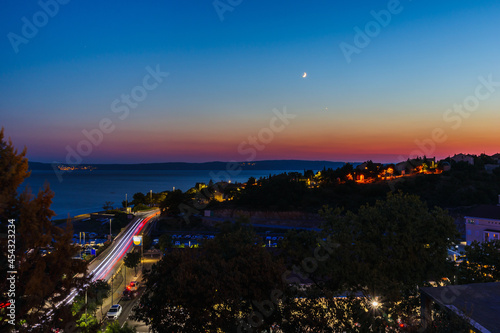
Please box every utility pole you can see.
[111,275,114,305]
[141,235,144,271]
[80,232,85,258]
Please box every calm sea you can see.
[23,169,302,219]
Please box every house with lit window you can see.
[464,196,500,244]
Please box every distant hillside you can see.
[29,160,352,171]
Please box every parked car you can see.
[174,241,180,246]
[107,304,122,320]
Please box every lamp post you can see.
[109,219,112,242]
[111,275,114,305]
[150,190,152,207]
[126,193,128,211]
[79,232,85,258]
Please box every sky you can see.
[1,0,500,164]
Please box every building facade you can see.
[464,198,500,244]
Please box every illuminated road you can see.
[36,210,159,329]
[61,210,159,307]
[88,210,159,283]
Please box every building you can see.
[464,196,500,244]
[485,164,500,172]
[451,153,475,165]
[395,159,421,175]
[491,153,500,163]
[420,282,500,333]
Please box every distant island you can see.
[29,160,354,171]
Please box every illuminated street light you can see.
[370,297,381,310]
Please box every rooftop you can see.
[420,282,500,333]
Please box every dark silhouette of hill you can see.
[29,160,350,171]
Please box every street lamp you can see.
[370,297,381,310]
[111,275,114,305]
[150,190,152,207]
[79,232,85,258]
[109,219,112,242]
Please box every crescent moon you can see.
[302,72,307,78]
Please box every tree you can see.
[103,201,114,210]
[457,240,500,284]
[132,203,149,212]
[246,176,256,187]
[143,234,152,251]
[158,233,172,252]
[87,279,111,318]
[0,128,88,331]
[313,192,458,331]
[133,220,286,332]
[159,189,193,216]
[132,192,146,206]
[102,321,137,333]
[124,251,141,275]
[76,313,99,333]
[0,128,30,222]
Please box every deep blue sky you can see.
[1,0,500,163]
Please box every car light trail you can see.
[63,211,159,306]
[34,209,160,328]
